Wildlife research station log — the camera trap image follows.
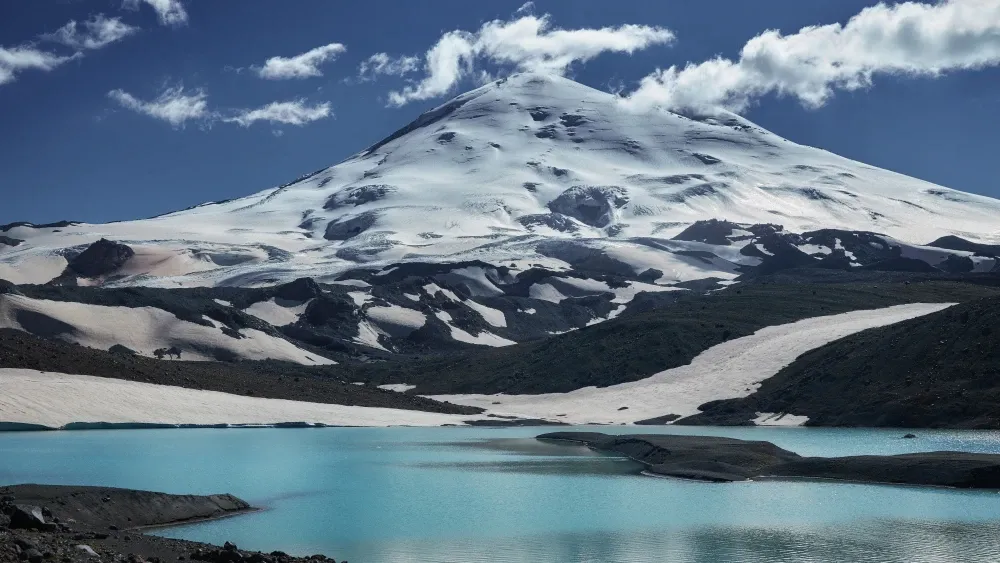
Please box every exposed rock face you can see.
[324,211,379,240]
[0,236,22,247]
[0,279,21,296]
[672,219,742,245]
[67,239,135,278]
[547,186,628,228]
[539,432,1000,488]
[928,235,1000,256]
[274,277,322,302]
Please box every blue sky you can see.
[1,0,998,224]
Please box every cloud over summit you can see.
[624,0,1000,111]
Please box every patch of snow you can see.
[213,299,232,307]
[348,291,373,307]
[753,412,809,426]
[243,298,310,327]
[329,279,371,288]
[423,283,460,301]
[0,369,474,428]
[431,303,953,424]
[521,308,537,314]
[529,283,568,303]
[354,320,389,351]
[0,255,66,285]
[797,244,832,255]
[755,244,774,256]
[403,293,421,302]
[365,305,426,338]
[0,294,332,365]
[465,300,507,327]
[378,383,417,393]
[434,310,515,347]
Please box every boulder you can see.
[9,504,46,530]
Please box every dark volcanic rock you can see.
[3,485,250,531]
[9,505,47,530]
[672,219,741,246]
[0,484,343,563]
[66,239,135,278]
[273,278,321,302]
[0,236,22,247]
[0,279,21,296]
[859,257,937,272]
[538,432,1000,488]
[928,235,1000,256]
[324,211,379,240]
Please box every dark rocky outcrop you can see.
[0,485,343,563]
[928,235,1000,256]
[8,505,49,531]
[672,219,742,246]
[66,239,135,278]
[273,277,322,302]
[547,186,629,228]
[0,279,21,296]
[538,432,1000,488]
[0,220,77,232]
[0,236,22,247]
[324,212,379,240]
[859,257,938,272]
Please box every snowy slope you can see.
[0,294,333,365]
[0,368,473,428]
[429,303,954,425]
[3,73,1000,288]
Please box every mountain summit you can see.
[3,73,999,287]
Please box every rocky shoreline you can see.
[538,432,1000,488]
[0,485,345,563]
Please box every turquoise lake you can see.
[3,426,1000,562]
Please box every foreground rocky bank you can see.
[538,432,1000,488]
[0,485,345,563]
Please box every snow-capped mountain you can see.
[3,72,1000,289]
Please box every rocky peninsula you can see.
[538,432,1000,488]
[0,485,344,563]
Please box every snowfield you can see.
[0,294,333,365]
[3,73,999,288]
[0,369,472,429]
[430,303,954,425]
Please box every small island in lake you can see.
[538,432,1000,488]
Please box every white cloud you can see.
[624,0,1000,112]
[357,52,420,81]
[225,99,332,127]
[122,0,188,27]
[42,14,139,50]
[106,84,331,130]
[0,46,79,86]
[515,2,535,15]
[255,43,346,80]
[107,85,210,127]
[386,13,674,106]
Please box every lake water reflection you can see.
[2,426,1000,562]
